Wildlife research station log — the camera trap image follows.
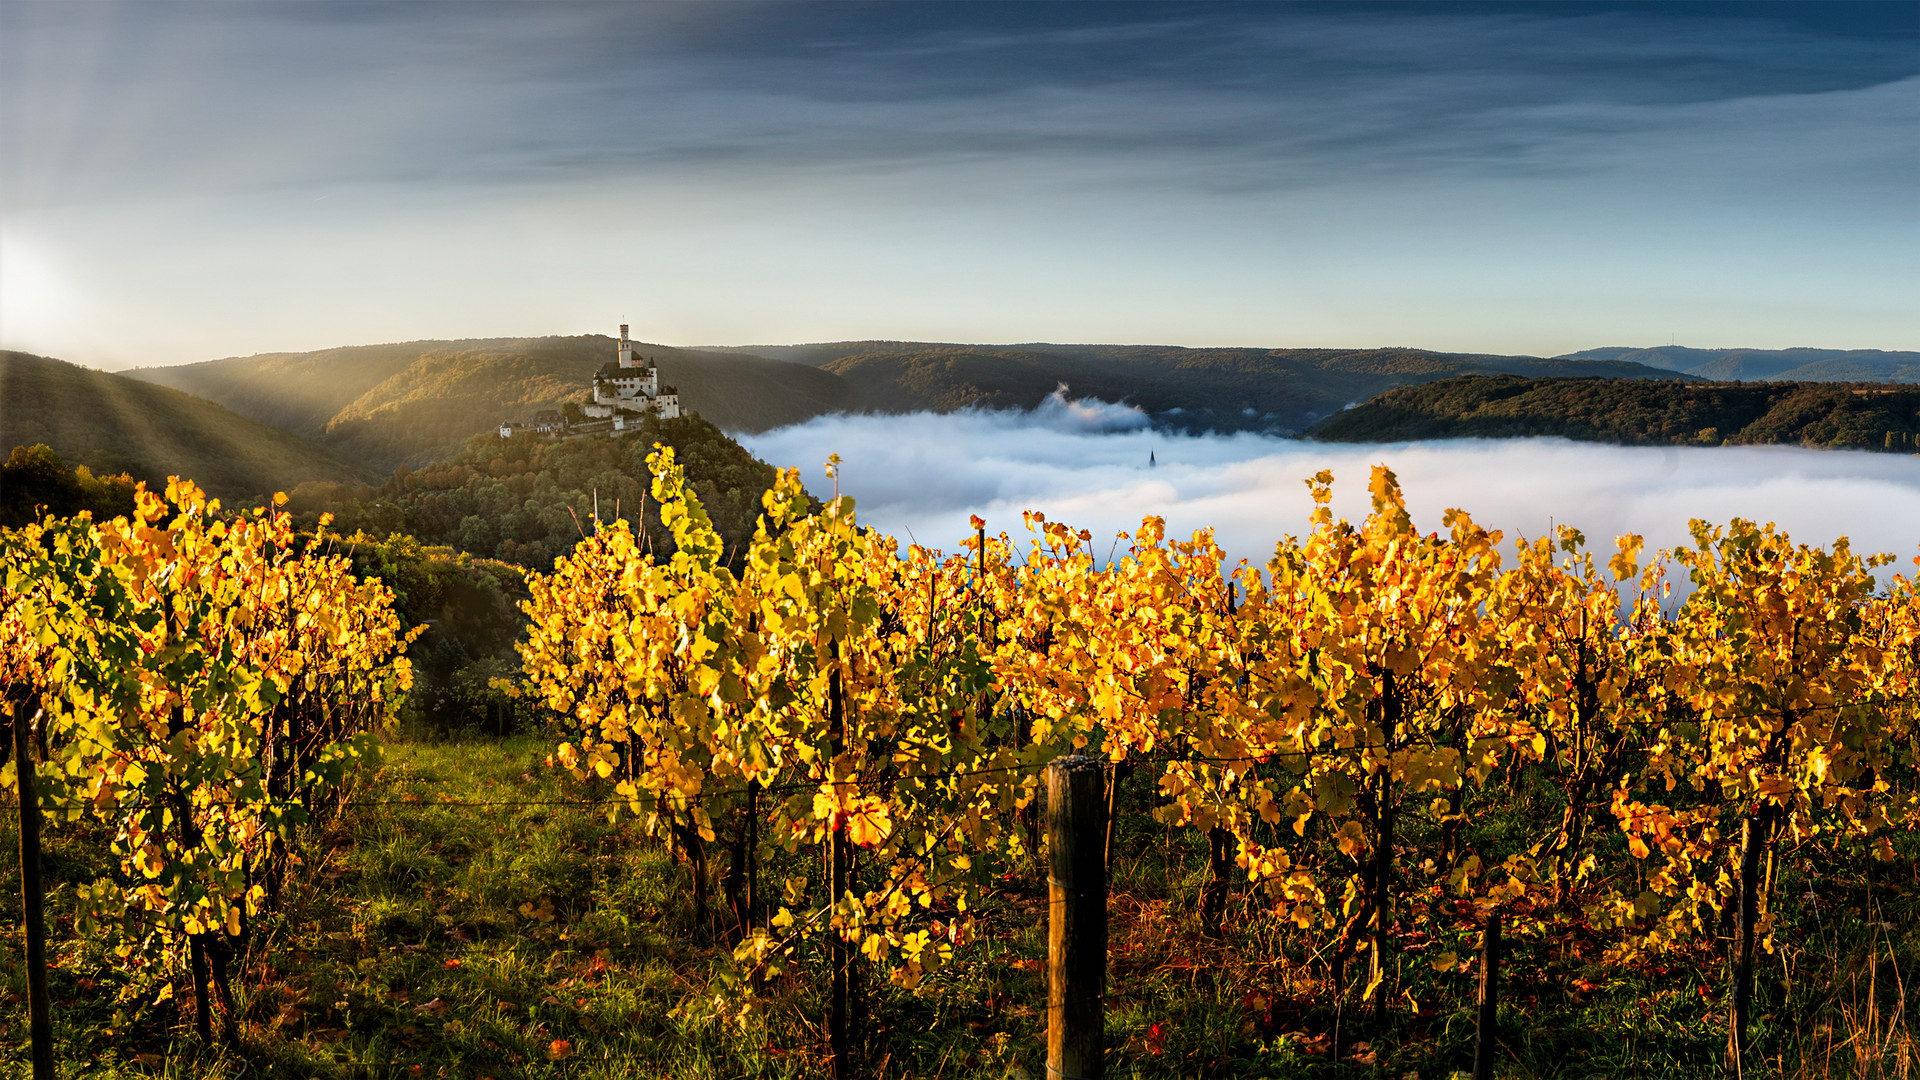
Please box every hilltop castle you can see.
[500,324,680,438]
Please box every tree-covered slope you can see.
[287,412,789,572]
[1312,374,1920,453]
[818,346,1171,414]
[120,334,1701,464]
[128,336,866,470]
[732,341,1684,432]
[0,443,140,527]
[0,350,373,500]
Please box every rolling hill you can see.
[0,351,373,501]
[722,341,1687,432]
[1311,374,1920,454]
[47,332,1920,488]
[112,335,1734,473]
[128,336,868,470]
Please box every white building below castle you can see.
[501,324,679,438]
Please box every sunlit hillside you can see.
[127,336,867,470]
[0,350,371,500]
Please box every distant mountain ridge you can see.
[125,335,1691,470]
[1557,347,1920,383]
[30,336,1914,494]
[114,334,1920,477]
[0,351,372,501]
[717,341,1688,433]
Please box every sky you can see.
[2,1,1916,370]
[739,398,1920,580]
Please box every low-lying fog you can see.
[738,392,1920,577]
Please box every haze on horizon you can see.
[2,1,1916,371]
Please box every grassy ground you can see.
[0,729,1912,1078]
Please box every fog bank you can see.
[739,404,1920,571]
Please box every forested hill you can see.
[127,336,866,471]
[0,350,372,500]
[1312,375,1920,453]
[286,412,786,572]
[122,336,1687,469]
[724,341,1684,433]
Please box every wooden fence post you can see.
[828,819,851,1079]
[1473,907,1501,1080]
[1048,754,1107,1080]
[1727,806,1774,1080]
[14,701,53,1080]
[825,652,854,1080]
[1202,826,1234,938]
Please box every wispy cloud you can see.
[7,3,1915,205]
[3,3,1914,366]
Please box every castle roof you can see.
[596,361,657,379]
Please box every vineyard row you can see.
[3,451,1917,1075]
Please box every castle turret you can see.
[508,320,677,436]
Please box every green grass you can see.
[0,732,1912,1078]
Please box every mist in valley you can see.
[741,393,1920,578]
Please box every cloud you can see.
[7,3,1916,207]
[740,406,1920,581]
[1032,384,1150,433]
[3,3,1915,366]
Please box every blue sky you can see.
[2,1,1915,369]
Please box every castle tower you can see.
[618,323,634,369]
